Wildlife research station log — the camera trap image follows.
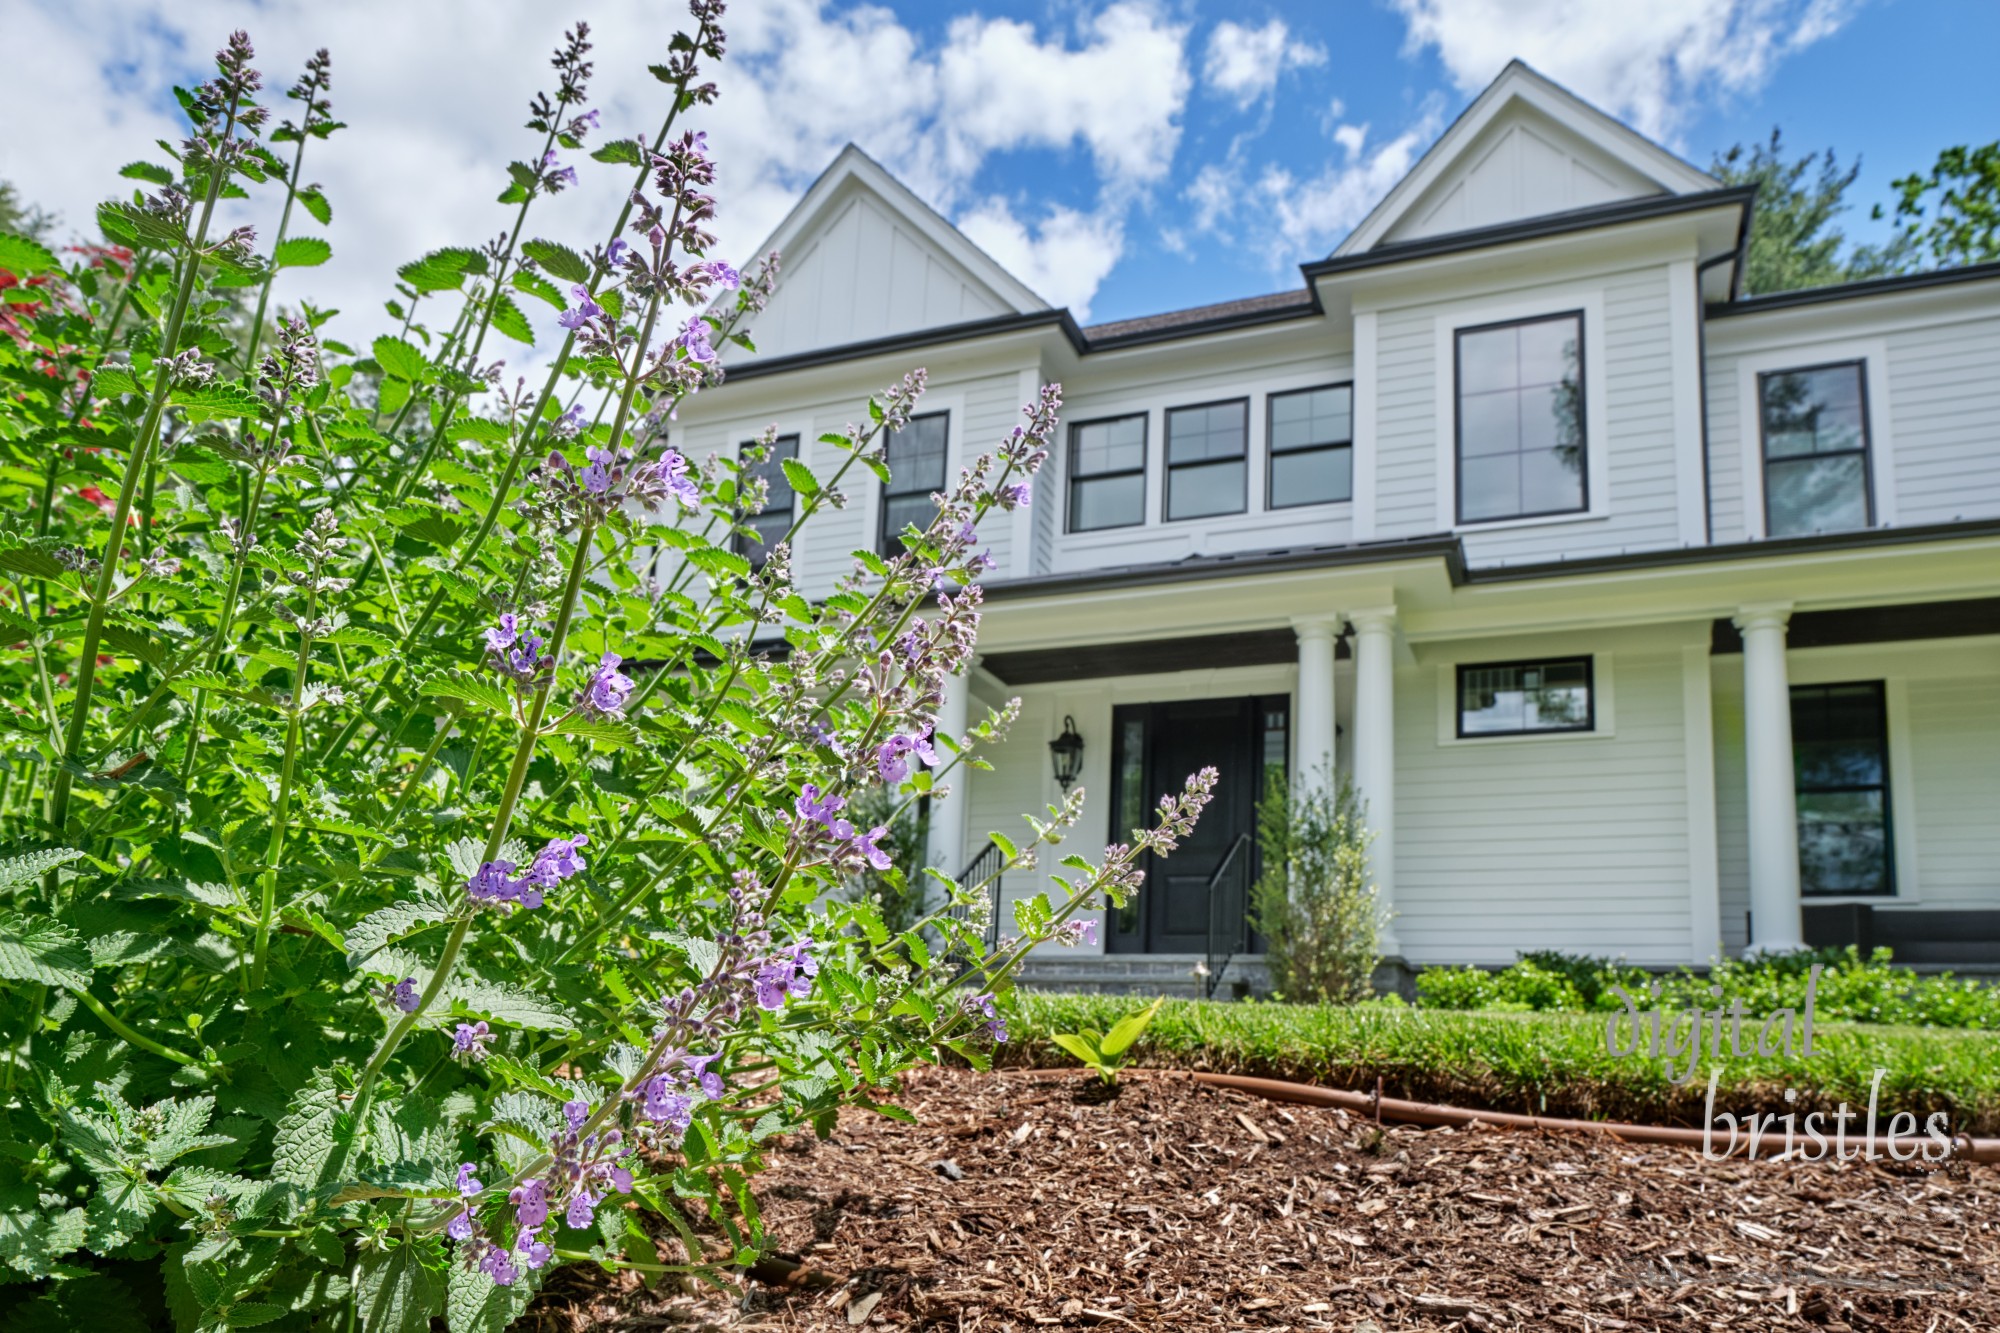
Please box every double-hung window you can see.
[1457,657,1594,737]
[1792,682,1893,896]
[1267,384,1352,508]
[1759,362,1872,537]
[1067,414,1147,532]
[879,412,948,556]
[1455,312,1587,523]
[1163,399,1247,521]
[734,433,797,570]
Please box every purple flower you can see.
[563,1099,590,1132]
[466,860,517,904]
[550,402,587,441]
[525,834,589,887]
[580,443,618,494]
[876,727,941,785]
[605,237,629,267]
[796,783,845,826]
[457,1162,483,1197]
[479,1246,519,1287]
[683,1052,725,1100]
[389,977,420,1012]
[582,652,634,716]
[677,315,716,365]
[608,1165,633,1193]
[517,1232,554,1270]
[754,939,818,1011]
[639,1076,694,1135]
[963,992,1008,1043]
[577,109,600,131]
[702,260,741,290]
[556,285,603,331]
[485,613,520,653]
[510,1178,550,1232]
[565,1192,597,1229]
[1054,919,1097,948]
[446,1209,474,1241]
[852,824,893,872]
[650,449,700,508]
[453,1021,493,1060]
[999,481,1032,509]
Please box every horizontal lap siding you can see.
[962,375,1026,573]
[1371,309,1437,537]
[1704,351,1746,542]
[1887,317,2000,526]
[1903,674,2000,907]
[1396,648,1694,964]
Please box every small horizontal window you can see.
[880,413,948,556]
[1267,384,1352,508]
[1068,414,1147,532]
[1457,657,1594,737]
[1164,399,1247,521]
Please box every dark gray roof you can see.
[1080,288,1319,345]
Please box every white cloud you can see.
[1387,0,1861,139]
[3,0,1190,359]
[958,199,1124,318]
[1202,18,1327,111]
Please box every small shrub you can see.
[1049,996,1166,1086]
[1249,768,1385,1003]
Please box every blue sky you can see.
[6,0,1991,344]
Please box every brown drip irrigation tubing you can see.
[1190,1071,2000,1164]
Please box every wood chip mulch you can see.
[532,1065,1999,1332]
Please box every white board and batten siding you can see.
[1395,626,1703,965]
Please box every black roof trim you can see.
[1460,517,2000,584]
[720,309,1083,383]
[1081,288,1325,351]
[1299,185,1757,281]
[1705,260,2000,318]
[982,534,1468,601]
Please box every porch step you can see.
[1013,953,1271,999]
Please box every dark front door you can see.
[1107,695,1287,954]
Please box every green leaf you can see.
[323,625,395,653]
[551,714,638,746]
[1100,996,1166,1059]
[1048,1033,1103,1069]
[486,292,533,345]
[117,161,177,187]
[297,187,332,226]
[225,1303,288,1327]
[271,1070,344,1192]
[511,268,565,311]
[0,845,85,889]
[97,201,186,251]
[0,232,61,276]
[345,890,454,968]
[988,831,1019,861]
[86,1173,159,1249]
[447,1256,537,1333]
[170,382,266,421]
[357,1245,447,1333]
[271,236,331,268]
[780,457,819,498]
[0,914,92,990]
[589,139,643,166]
[397,246,486,293]
[420,670,513,718]
[0,533,69,581]
[448,418,510,444]
[0,1203,88,1280]
[372,335,428,383]
[520,238,590,285]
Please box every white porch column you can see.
[1348,607,1401,956]
[1736,604,1805,954]
[1292,618,1339,790]
[925,665,974,887]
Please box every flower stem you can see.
[71,987,202,1067]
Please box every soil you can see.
[530,1066,2000,1331]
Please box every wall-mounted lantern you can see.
[1048,715,1085,792]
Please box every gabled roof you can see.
[1333,60,1717,256]
[722,144,1047,362]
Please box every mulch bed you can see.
[533,1066,1999,1331]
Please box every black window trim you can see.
[1162,395,1250,524]
[877,409,950,557]
[1791,678,1896,898]
[1452,308,1590,526]
[1065,411,1149,534]
[733,432,800,568]
[1265,381,1355,512]
[1454,654,1597,739]
[1756,358,1876,537]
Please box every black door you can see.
[1106,695,1287,954]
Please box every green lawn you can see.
[1000,992,2000,1134]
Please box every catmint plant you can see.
[0,5,1216,1329]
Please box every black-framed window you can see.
[1456,657,1594,737]
[1760,362,1872,537]
[734,433,798,570]
[1267,384,1352,509]
[879,412,948,556]
[1792,682,1893,896]
[1455,311,1587,523]
[1067,413,1146,532]
[1164,399,1247,521]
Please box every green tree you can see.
[1880,141,2000,269]
[0,179,57,241]
[1249,767,1385,1003]
[1711,130,1913,295]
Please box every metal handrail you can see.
[942,841,1005,967]
[1203,832,1254,999]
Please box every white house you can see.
[674,62,2000,991]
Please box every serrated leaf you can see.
[118,161,177,187]
[519,238,589,285]
[271,236,331,268]
[486,291,533,345]
[551,714,638,746]
[271,1070,344,1192]
[420,670,512,717]
[588,138,643,167]
[447,418,511,445]
[0,535,69,581]
[324,625,396,653]
[0,1204,87,1279]
[447,1256,537,1333]
[170,382,266,421]
[372,335,427,383]
[357,1245,447,1333]
[86,1173,158,1249]
[780,457,819,497]
[397,246,485,293]
[345,890,454,968]
[225,1302,288,1327]
[0,914,92,990]
[0,846,84,889]
[0,232,61,276]
[297,187,332,227]
[511,268,565,311]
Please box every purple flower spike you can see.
[605,237,629,267]
[677,315,716,365]
[485,613,519,652]
[684,1052,726,1100]
[517,1232,554,1270]
[999,481,1032,509]
[452,1021,493,1060]
[702,260,741,290]
[796,783,844,826]
[446,1209,474,1241]
[566,1192,597,1229]
[510,1178,550,1232]
[480,1247,518,1287]
[457,1162,483,1197]
[853,825,893,872]
[563,1099,590,1132]
[389,977,420,1012]
[582,652,634,716]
